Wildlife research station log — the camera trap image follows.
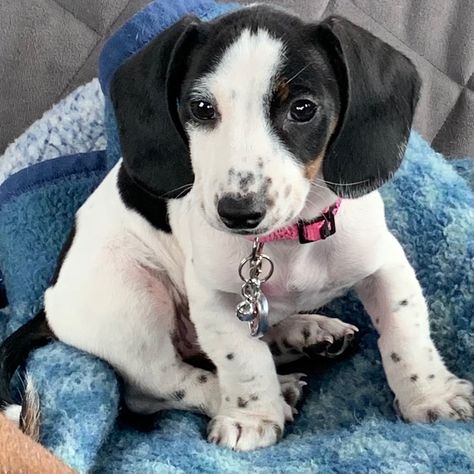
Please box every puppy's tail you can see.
[0,310,56,440]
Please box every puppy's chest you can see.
[205,241,360,317]
[262,247,352,314]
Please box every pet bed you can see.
[0,1,473,472]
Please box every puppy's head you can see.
[111,6,420,235]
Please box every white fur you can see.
[4,404,21,425]
[42,28,473,451]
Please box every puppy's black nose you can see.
[217,194,266,230]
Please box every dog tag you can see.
[236,300,256,322]
[249,293,269,337]
[235,238,274,337]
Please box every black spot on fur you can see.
[250,394,259,401]
[410,374,418,382]
[226,353,234,360]
[272,423,283,441]
[391,352,401,363]
[239,172,255,193]
[428,374,435,380]
[198,374,208,383]
[225,396,230,402]
[302,328,311,341]
[235,422,242,444]
[427,410,439,422]
[173,390,185,401]
[399,299,409,306]
[237,397,248,408]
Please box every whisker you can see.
[314,177,370,187]
[285,63,313,85]
[161,183,193,197]
[173,185,194,199]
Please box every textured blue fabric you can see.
[0,0,473,472]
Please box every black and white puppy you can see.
[1,5,473,451]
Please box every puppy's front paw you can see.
[265,314,358,360]
[207,414,283,451]
[396,375,474,422]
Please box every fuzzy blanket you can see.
[0,1,473,472]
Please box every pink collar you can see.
[258,198,342,244]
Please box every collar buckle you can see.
[297,206,337,244]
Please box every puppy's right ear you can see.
[110,16,201,198]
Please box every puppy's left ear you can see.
[316,16,421,197]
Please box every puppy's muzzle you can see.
[217,193,266,230]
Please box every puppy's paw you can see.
[396,375,474,422]
[207,414,283,451]
[278,373,306,418]
[266,314,358,359]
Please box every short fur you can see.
[0,5,472,450]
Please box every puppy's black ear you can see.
[110,16,201,198]
[316,16,421,197]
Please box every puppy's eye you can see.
[190,100,216,121]
[288,99,318,123]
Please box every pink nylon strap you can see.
[259,198,342,244]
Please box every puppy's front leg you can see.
[356,234,474,422]
[186,271,293,451]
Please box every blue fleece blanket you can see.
[1,1,473,472]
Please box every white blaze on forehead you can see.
[202,28,284,130]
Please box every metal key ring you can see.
[238,255,274,283]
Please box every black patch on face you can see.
[226,353,234,360]
[198,374,208,383]
[410,374,418,382]
[117,165,171,232]
[268,57,339,168]
[391,352,401,363]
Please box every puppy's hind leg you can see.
[122,337,222,418]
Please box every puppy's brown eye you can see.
[288,99,318,123]
[190,100,216,121]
